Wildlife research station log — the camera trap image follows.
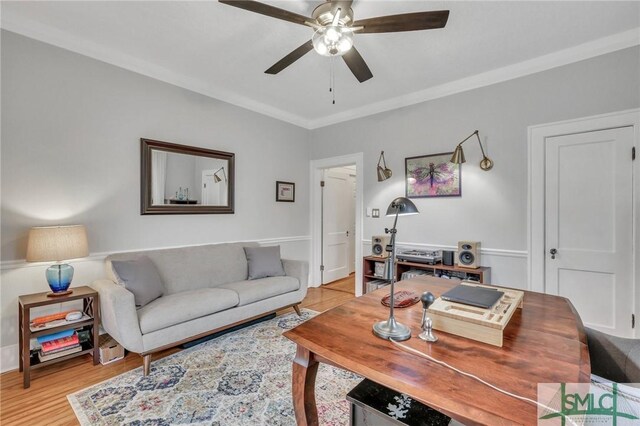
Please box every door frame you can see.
[528,108,639,332]
[310,153,364,295]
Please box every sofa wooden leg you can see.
[142,354,152,376]
[293,305,302,317]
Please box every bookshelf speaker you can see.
[457,241,480,269]
[371,235,391,258]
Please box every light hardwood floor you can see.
[0,279,355,425]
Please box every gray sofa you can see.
[90,242,308,375]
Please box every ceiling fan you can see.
[219,0,449,83]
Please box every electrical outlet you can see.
[372,209,380,218]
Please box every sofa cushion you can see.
[218,276,300,306]
[244,246,286,280]
[106,242,259,295]
[137,288,239,334]
[111,256,164,307]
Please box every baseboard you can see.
[1,344,19,373]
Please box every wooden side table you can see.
[18,285,100,388]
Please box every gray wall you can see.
[0,31,311,369]
[164,152,197,202]
[1,29,638,369]
[1,30,310,261]
[310,46,640,287]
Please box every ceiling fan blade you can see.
[353,10,449,34]
[265,40,314,75]
[219,0,310,26]
[342,47,373,83]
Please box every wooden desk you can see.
[284,277,590,425]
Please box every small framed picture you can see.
[276,181,295,202]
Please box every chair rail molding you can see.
[0,235,311,270]
[363,240,527,259]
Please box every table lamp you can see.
[26,225,89,297]
[373,197,419,341]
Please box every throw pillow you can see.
[111,256,164,307]
[244,246,286,280]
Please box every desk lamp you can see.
[26,225,89,297]
[373,197,419,341]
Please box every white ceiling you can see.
[2,1,639,129]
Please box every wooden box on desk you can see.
[427,283,524,347]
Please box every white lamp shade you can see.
[26,225,89,262]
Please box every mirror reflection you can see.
[141,138,234,215]
[151,150,229,206]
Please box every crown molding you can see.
[307,27,640,129]
[1,10,638,130]
[0,13,312,129]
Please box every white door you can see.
[322,170,351,284]
[545,127,634,337]
[348,173,357,274]
[202,170,227,205]
[202,170,218,205]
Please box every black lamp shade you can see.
[386,197,419,216]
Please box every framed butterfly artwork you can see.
[405,152,461,198]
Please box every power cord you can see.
[389,339,578,426]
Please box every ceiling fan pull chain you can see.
[329,56,332,93]
[331,57,336,105]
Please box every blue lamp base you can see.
[45,263,74,297]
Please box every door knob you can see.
[550,248,557,259]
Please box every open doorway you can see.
[310,153,364,296]
[321,166,356,291]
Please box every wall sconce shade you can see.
[450,144,466,164]
[377,151,392,182]
[213,167,227,183]
[26,225,89,297]
[450,130,494,171]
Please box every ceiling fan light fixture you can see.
[312,26,353,57]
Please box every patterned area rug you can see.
[68,310,362,425]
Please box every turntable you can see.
[396,249,442,265]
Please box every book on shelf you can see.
[38,345,82,362]
[40,342,81,355]
[401,269,428,280]
[36,329,75,345]
[41,333,79,353]
[366,279,389,293]
[30,314,91,332]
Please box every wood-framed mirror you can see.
[141,138,235,215]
